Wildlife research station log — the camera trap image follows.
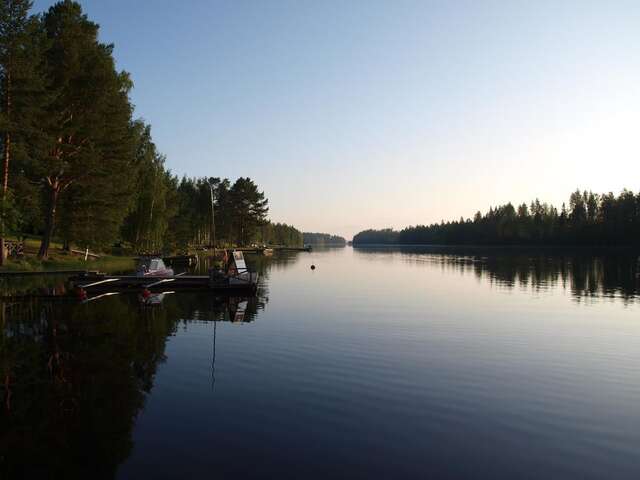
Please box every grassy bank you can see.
[0,254,137,273]
[1,236,136,273]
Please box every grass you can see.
[0,254,136,273]
[1,235,136,273]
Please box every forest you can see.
[0,0,301,264]
[353,189,640,246]
[302,232,346,246]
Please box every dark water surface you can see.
[2,247,640,479]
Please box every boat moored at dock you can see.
[136,257,174,277]
[71,250,258,293]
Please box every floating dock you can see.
[134,254,199,266]
[235,246,311,254]
[70,272,259,293]
[0,269,96,277]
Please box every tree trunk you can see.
[38,184,60,260]
[0,71,11,267]
[2,68,11,195]
[2,132,9,195]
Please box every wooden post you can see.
[208,180,216,257]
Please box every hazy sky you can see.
[33,0,640,238]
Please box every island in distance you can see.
[303,232,347,247]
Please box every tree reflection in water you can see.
[0,291,264,478]
[354,246,640,303]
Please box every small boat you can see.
[217,250,259,286]
[262,248,274,256]
[136,257,174,277]
[71,250,257,294]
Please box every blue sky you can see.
[33,0,640,238]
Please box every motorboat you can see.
[72,250,257,293]
[136,257,174,277]
[211,250,259,286]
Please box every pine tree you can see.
[229,177,268,246]
[34,0,134,258]
[0,0,46,264]
[57,70,136,251]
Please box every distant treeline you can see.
[303,232,346,246]
[0,1,301,259]
[259,222,303,247]
[353,189,640,246]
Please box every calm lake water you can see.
[2,247,640,479]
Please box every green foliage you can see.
[120,122,177,253]
[229,177,268,245]
[303,232,346,246]
[159,176,276,250]
[0,0,49,259]
[0,1,303,259]
[0,188,20,232]
[353,189,640,246]
[352,228,400,245]
[258,222,303,246]
[0,0,48,153]
[27,1,137,257]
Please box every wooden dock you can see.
[70,272,258,293]
[135,254,199,266]
[0,269,97,277]
[162,254,198,264]
[235,246,311,254]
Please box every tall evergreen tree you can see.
[229,177,268,246]
[57,70,136,250]
[0,0,46,264]
[34,0,133,258]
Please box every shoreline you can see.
[0,254,136,274]
[351,244,640,252]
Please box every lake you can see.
[2,247,640,479]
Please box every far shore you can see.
[351,243,640,251]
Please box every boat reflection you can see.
[138,290,172,306]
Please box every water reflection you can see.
[190,250,305,301]
[3,247,640,478]
[0,292,264,478]
[0,274,70,299]
[354,246,640,302]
